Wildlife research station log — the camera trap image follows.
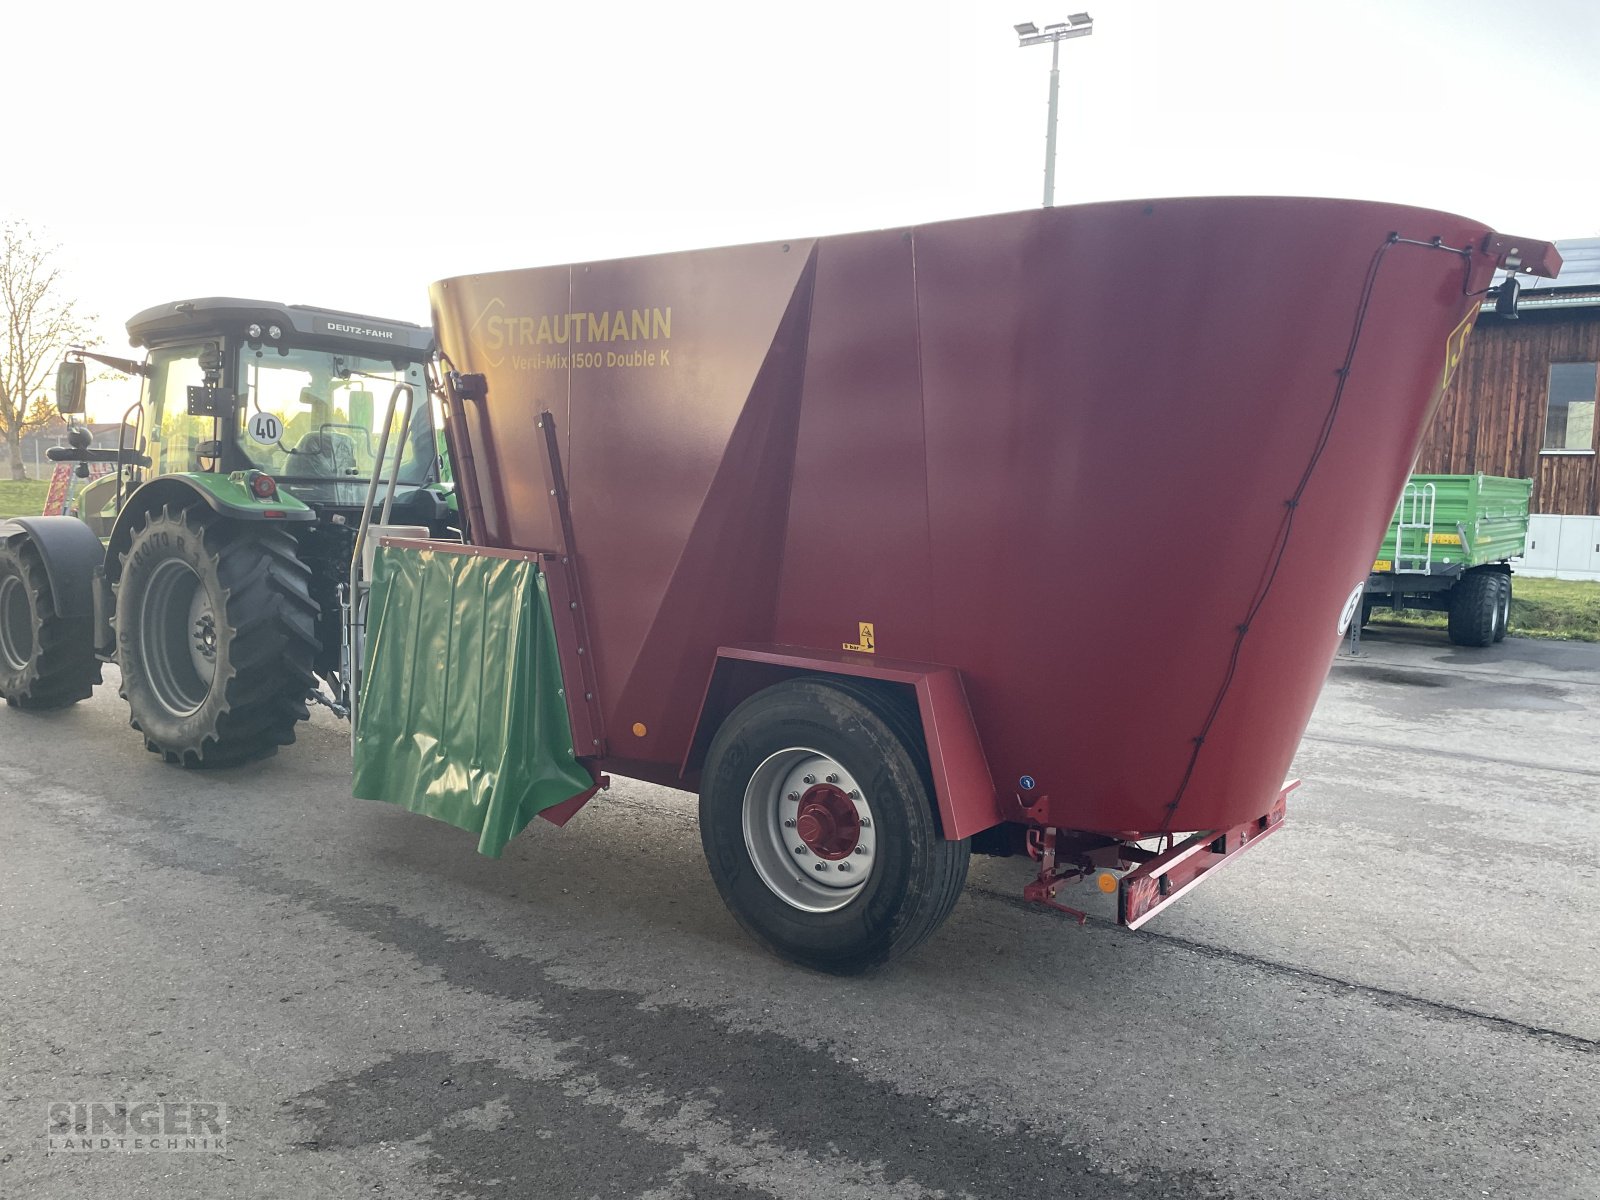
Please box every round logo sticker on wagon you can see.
[247,412,283,446]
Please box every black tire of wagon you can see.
[1493,575,1512,643]
[699,676,970,975]
[1446,571,1501,648]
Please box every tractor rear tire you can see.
[1446,571,1501,648]
[699,677,970,975]
[115,505,317,767]
[0,537,100,709]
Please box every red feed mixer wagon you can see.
[352,196,1558,973]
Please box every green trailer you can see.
[1362,473,1532,646]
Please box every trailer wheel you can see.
[1493,575,1512,643]
[0,538,99,709]
[699,678,970,974]
[1446,571,1501,648]
[116,505,317,767]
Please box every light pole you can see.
[1015,15,1094,207]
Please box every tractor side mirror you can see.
[56,359,87,415]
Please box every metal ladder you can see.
[1394,481,1436,574]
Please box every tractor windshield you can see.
[236,347,434,489]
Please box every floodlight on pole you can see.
[1016,13,1094,207]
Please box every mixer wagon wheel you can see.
[1493,575,1512,643]
[115,505,317,767]
[1446,570,1502,648]
[699,677,970,975]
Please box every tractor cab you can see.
[118,298,443,521]
[56,298,444,535]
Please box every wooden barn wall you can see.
[1416,308,1600,516]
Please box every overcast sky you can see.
[5,0,1597,384]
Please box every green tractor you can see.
[0,298,452,765]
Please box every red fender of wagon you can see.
[428,198,1557,851]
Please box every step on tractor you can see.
[0,299,453,765]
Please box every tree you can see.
[0,221,96,480]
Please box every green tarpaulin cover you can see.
[352,544,594,856]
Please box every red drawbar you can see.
[1118,782,1297,929]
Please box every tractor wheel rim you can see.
[742,747,876,913]
[140,559,215,717]
[0,575,33,673]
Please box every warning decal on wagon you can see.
[842,622,876,654]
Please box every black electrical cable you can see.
[1158,232,1474,832]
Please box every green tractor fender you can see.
[105,473,313,583]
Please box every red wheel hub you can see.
[794,783,861,860]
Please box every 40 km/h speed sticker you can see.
[247,412,283,446]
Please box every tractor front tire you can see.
[0,537,100,709]
[699,678,970,975]
[1446,571,1502,648]
[116,505,317,767]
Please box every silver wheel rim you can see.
[140,559,217,717]
[742,747,877,913]
[0,575,33,672]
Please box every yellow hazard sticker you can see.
[842,622,876,654]
[1372,559,1392,572]
[1440,309,1475,395]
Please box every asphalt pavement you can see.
[1,627,1596,1199]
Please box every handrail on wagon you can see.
[345,382,416,733]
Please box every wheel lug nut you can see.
[793,845,807,855]
[784,819,796,828]
[837,861,851,872]
[802,774,815,785]
[854,846,868,855]
[859,817,871,828]
[786,791,800,801]
[814,863,827,872]
[848,789,860,800]
[825,773,838,784]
